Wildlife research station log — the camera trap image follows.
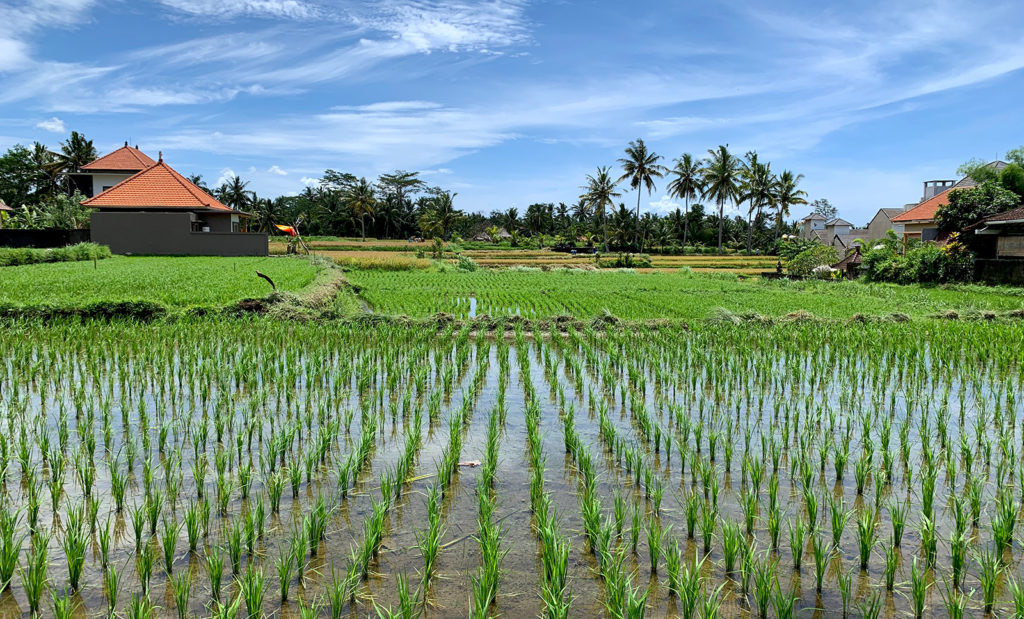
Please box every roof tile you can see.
[891,188,956,223]
[81,144,156,171]
[82,160,235,212]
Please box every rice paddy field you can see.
[0,257,317,309]
[346,269,1024,321]
[2,319,1024,618]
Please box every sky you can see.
[2,0,1024,225]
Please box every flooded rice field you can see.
[0,320,1023,618]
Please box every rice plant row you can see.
[0,319,1023,617]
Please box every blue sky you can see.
[2,0,1023,224]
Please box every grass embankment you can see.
[346,268,1024,322]
[0,255,360,318]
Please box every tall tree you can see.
[617,138,667,247]
[741,153,776,254]
[49,131,97,186]
[772,171,807,241]
[215,175,252,211]
[580,166,621,252]
[701,145,742,255]
[345,177,377,242]
[666,153,703,252]
[418,191,462,240]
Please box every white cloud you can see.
[267,165,287,175]
[35,117,65,133]
[646,194,679,215]
[157,0,319,19]
[214,168,237,187]
[300,176,318,186]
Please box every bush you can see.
[862,239,973,284]
[787,244,838,278]
[457,254,479,271]
[600,253,652,268]
[0,243,111,267]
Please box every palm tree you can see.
[500,207,520,233]
[701,145,742,255]
[250,197,281,233]
[571,198,592,223]
[772,171,807,241]
[666,153,703,253]
[580,166,620,252]
[345,177,377,242]
[617,138,667,248]
[741,153,776,254]
[216,175,253,211]
[418,191,461,240]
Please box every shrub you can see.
[787,244,838,278]
[334,255,430,271]
[0,243,111,267]
[863,239,973,284]
[601,253,652,268]
[457,254,479,272]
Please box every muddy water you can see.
[0,324,1021,618]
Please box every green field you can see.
[347,268,1024,320]
[0,256,318,308]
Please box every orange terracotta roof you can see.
[891,188,959,223]
[81,143,157,171]
[0,199,11,212]
[82,159,236,212]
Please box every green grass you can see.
[345,269,1024,321]
[0,256,318,308]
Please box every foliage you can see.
[810,198,837,220]
[862,238,974,284]
[776,237,818,260]
[787,244,839,277]
[999,163,1024,199]
[6,191,90,229]
[935,182,1020,234]
[0,242,110,267]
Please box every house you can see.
[70,142,156,198]
[865,208,905,238]
[970,206,1024,259]
[798,213,826,240]
[0,199,11,228]
[83,152,267,256]
[891,161,1009,242]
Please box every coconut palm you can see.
[49,131,97,179]
[741,153,776,254]
[617,138,667,248]
[216,176,253,211]
[571,198,592,223]
[772,171,808,241]
[418,191,461,240]
[701,145,743,255]
[580,166,621,252]
[345,177,377,242]
[666,153,703,253]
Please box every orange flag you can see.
[275,224,298,237]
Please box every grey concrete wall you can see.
[91,211,267,256]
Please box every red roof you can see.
[891,188,959,223]
[82,159,237,213]
[81,143,157,172]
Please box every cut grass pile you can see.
[0,256,318,309]
[346,268,1024,321]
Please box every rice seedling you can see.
[772,582,798,619]
[884,542,898,591]
[976,543,1003,614]
[161,518,180,574]
[838,566,852,618]
[51,588,79,619]
[19,530,50,615]
[206,545,225,604]
[645,519,665,575]
[910,557,928,619]
[855,507,878,570]
[752,554,778,619]
[829,495,850,548]
[60,502,89,590]
[239,563,266,618]
[171,569,192,619]
[104,561,121,615]
[788,519,806,571]
[811,534,828,593]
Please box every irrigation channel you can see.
[0,320,1023,618]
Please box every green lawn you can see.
[0,256,319,308]
[346,269,1024,321]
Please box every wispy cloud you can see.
[157,0,320,19]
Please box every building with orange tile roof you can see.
[70,142,158,197]
[83,151,266,256]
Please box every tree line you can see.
[0,131,807,254]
